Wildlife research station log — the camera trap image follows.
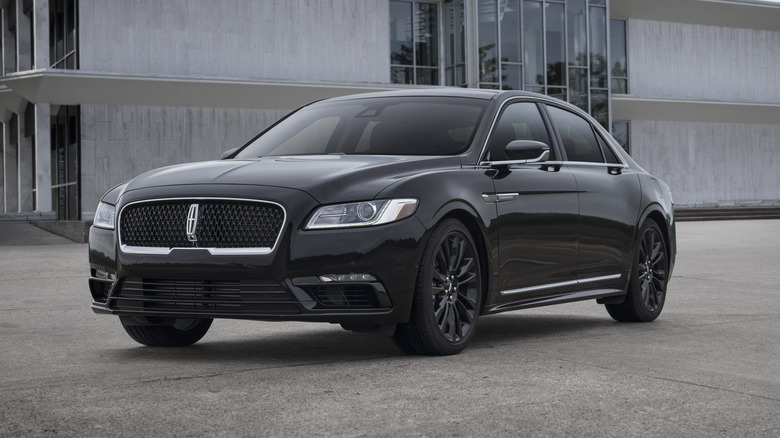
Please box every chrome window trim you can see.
[500,273,622,296]
[118,197,287,256]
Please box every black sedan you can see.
[88,89,676,355]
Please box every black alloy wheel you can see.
[122,318,213,347]
[393,219,482,355]
[606,219,669,322]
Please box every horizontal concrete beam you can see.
[611,0,780,31]
[612,96,780,124]
[1,69,400,110]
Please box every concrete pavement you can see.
[1,220,779,437]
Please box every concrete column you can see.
[34,103,51,213]
[3,115,19,212]
[33,0,48,69]
[1,122,5,212]
[17,104,33,211]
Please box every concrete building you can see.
[1,0,779,224]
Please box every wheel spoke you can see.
[451,237,465,273]
[455,299,474,325]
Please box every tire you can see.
[606,219,669,322]
[392,219,483,355]
[122,318,213,347]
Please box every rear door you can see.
[544,104,640,288]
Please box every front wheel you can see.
[392,219,483,355]
[606,219,669,322]
[122,318,213,347]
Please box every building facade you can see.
[1,0,779,222]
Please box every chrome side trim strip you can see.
[500,273,622,296]
[118,197,286,256]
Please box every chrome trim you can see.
[564,161,628,169]
[482,193,520,203]
[500,273,622,296]
[118,197,287,256]
[186,203,199,242]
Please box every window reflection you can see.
[390,1,439,85]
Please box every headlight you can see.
[93,202,116,230]
[305,199,418,230]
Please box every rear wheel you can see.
[122,318,213,347]
[606,219,669,322]
[392,219,482,355]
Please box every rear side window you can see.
[546,106,604,163]
[485,102,552,161]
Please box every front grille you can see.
[111,278,300,315]
[120,199,284,250]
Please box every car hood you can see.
[123,155,461,203]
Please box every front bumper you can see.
[89,211,428,325]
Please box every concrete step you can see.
[675,207,780,222]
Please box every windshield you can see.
[234,96,488,158]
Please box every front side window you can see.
[390,1,439,85]
[235,97,488,158]
[546,105,603,163]
[485,102,552,161]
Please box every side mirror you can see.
[505,140,550,163]
[221,147,239,159]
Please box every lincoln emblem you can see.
[186,204,199,242]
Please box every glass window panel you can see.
[486,102,552,161]
[611,121,630,154]
[456,65,466,85]
[500,0,521,63]
[416,67,440,85]
[590,89,608,129]
[547,87,567,102]
[568,67,588,111]
[415,3,438,67]
[545,3,566,85]
[545,2,565,86]
[66,0,75,54]
[501,63,522,90]
[590,0,606,5]
[523,1,544,86]
[391,66,414,84]
[610,19,627,78]
[479,83,500,90]
[567,0,587,67]
[589,6,607,88]
[390,1,413,66]
[611,78,627,94]
[67,185,78,220]
[526,86,544,94]
[547,105,604,163]
[478,0,499,83]
[444,0,465,66]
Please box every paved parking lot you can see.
[1,220,779,437]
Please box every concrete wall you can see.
[627,19,780,103]
[78,0,390,84]
[626,19,780,206]
[79,104,287,219]
[631,120,780,207]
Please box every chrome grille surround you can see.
[118,198,286,255]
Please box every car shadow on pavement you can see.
[102,313,613,365]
